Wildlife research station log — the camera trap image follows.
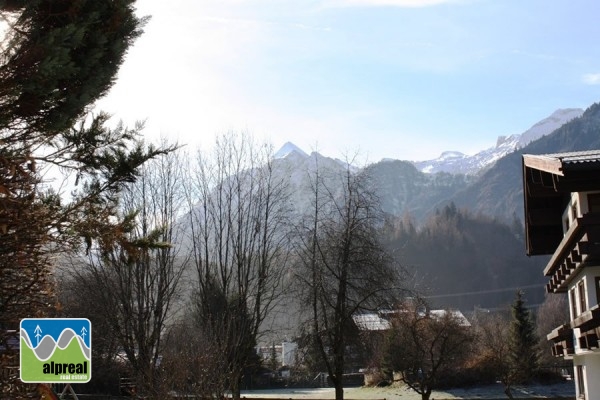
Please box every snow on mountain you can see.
[518,108,583,147]
[439,151,467,160]
[273,108,583,180]
[272,147,350,216]
[274,141,309,159]
[412,108,583,175]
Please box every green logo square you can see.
[20,318,91,383]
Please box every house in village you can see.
[352,309,471,332]
[522,150,600,399]
[353,308,470,386]
[256,341,298,368]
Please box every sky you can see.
[96,0,600,162]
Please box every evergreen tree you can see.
[0,0,146,135]
[509,290,539,383]
[0,1,171,395]
[0,1,167,324]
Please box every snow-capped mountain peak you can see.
[412,108,583,175]
[274,142,309,159]
[518,108,583,147]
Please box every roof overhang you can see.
[523,151,600,256]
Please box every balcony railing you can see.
[571,305,600,351]
[547,323,574,357]
[544,213,600,293]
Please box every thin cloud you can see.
[292,22,333,32]
[582,73,600,85]
[324,0,463,7]
[511,49,557,61]
[201,16,332,32]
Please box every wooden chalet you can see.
[523,150,600,399]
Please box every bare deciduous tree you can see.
[185,132,291,400]
[473,311,517,399]
[64,150,188,396]
[536,293,569,368]
[160,317,230,399]
[295,155,402,400]
[383,300,472,400]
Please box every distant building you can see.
[352,313,391,331]
[256,341,298,368]
[281,341,298,366]
[352,308,471,332]
[523,150,600,399]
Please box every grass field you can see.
[239,382,576,399]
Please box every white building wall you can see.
[282,341,297,366]
[561,191,600,233]
[556,191,600,399]
[575,354,600,399]
[566,267,600,323]
[581,267,600,311]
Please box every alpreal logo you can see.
[20,318,91,383]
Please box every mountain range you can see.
[176,103,600,319]
[267,103,600,312]
[411,108,583,175]
[275,104,598,224]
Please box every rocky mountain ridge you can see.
[411,108,583,175]
[274,104,596,224]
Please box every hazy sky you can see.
[97,0,600,162]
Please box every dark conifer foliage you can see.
[0,1,169,395]
[384,205,547,310]
[450,102,600,221]
[508,290,539,383]
[0,0,145,135]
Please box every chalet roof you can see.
[523,150,600,176]
[523,150,600,255]
[353,309,471,331]
[352,313,391,331]
[428,310,471,327]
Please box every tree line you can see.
[52,136,403,399]
[14,130,570,399]
[383,204,549,310]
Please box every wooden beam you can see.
[523,155,564,176]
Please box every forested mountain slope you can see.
[384,205,548,311]
[450,102,600,221]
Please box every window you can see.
[577,365,586,399]
[571,287,578,318]
[579,280,587,314]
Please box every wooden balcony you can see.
[579,329,599,351]
[544,213,600,293]
[547,323,574,357]
[570,306,600,352]
[572,305,600,331]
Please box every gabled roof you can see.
[352,313,391,331]
[428,310,471,327]
[523,150,600,255]
[353,309,471,331]
[523,150,600,176]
